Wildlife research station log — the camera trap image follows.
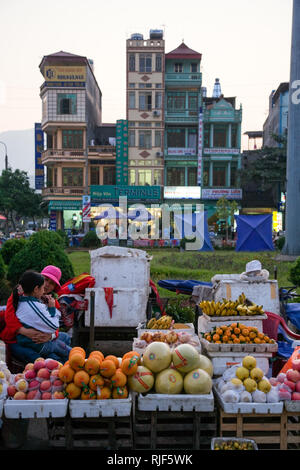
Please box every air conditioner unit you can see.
[153,110,161,117]
[156,151,163,157]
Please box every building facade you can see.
[263,82,289,147]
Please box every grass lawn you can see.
[67,248,299,298]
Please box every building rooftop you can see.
[165,42,202,60]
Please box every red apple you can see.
[45,359,59,371]
[33,360,46,372]
[14,373,24,383]
[14,391,27,400]
[24,369,36,381]
[27,390,41,400]
[15,379,28,392]
[24,363,35,371]
[52,391,65,399]
[284,379,296,391]
[28,380,40,390]
[50,369,60,382]
[7,385,17,397]
[269,377,278,387]
[278,388,292,400]
[39,380,51,392]
[292,358,300,371]
[292,392,300,400]
[296,381,300,393]
[286,369,300,383]
[37,368,50,381]
[277,372,286,383]
[52,379,64,392]
[41,392,52,400]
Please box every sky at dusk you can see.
[0,0,294,176]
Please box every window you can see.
[231,124,238,148]
[139,122,151,127]
[139,83,146,88]
[167,92,185,111]
[139,130,152,149]
[138,169,152,185]
[139,54,152,73]
[155,130,161,147]
[188,167,197,186]
[154,169,163,185]
[174,63,183,73]
[129,169,136,185]
[188,129,197,149]
[129,54,135,71]
[213,124,227,147]
[57,94,77,115]
[129,130,135,147]
[62,130,83,148]
[230,165,237,187]
[167,167,185,186]
[90,166,99,185]
[139,92,152,111]
[156,54,162,72]
[191,63,197,73]
[129,91,136,109]
[62,168,83,186]
[103,167,116,185]
[167,128,185,147]
[204,124,210,147]
[155,83,162,88]
[129,83,135,88]
[203,164,210,186]
[213,166,226,187]
[47,167,52,187]
[188,93,198,111]
[155,92,162,109]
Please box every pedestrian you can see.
[11,270,71,363]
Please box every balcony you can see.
[41,149,86,165]
[165,72,202,86]
[42,186,86,199]
[88,145,116,158]
[165,109,199,124]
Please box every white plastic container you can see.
[198,313,267,334]
[207,351,272,377]
[85,286,149,327]
[213,385,283,414]
[138,392,214,412]
[213,280,280,314]
[69,396,132,418]
[4,399,68,419]
[90,246,151,289]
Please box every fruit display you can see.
[0,361,12,399]
[137,330,200,351]
[134,341,213,395]
[268,358,300,401]
[199,293,264,317]
[147,316,173,329]
[213,439,256,450]
[202,323,274,344]
[215,356,280,404]
[7,358,65,400]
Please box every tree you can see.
[216,197,238,242]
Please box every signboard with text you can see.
[202,188,242,200]
[90,185,161,202]
[34,123,44,190]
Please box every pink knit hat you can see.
[41,265,62,289]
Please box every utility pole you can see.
[282,0,300,255]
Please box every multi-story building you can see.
[263,82,289,147]
[39,51,117,230]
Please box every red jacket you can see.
[0,294,60,344]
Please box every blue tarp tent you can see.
[235,214,274,252]
[157,279,213,295]
[174,210,213,251]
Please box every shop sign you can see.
[90,185,161,202]
[202,188,242,200]
[164,186,201,199]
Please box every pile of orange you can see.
[202,323,275,345]
[58,347,141,400]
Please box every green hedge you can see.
[1,238,27,265]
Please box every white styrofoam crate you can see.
[132,335,202,355]
[137,323,195,337]
[207,352,271,376]
[69,396,132,418]
[0,399,3,417]
[213,280,280,315]
[199,337,278,354]
[198,314,266,334]
[90,246,150,289]
[284,400,300,412]
[85,286,149,327]
[138,391,214,412]
[213,386,283,414]
[4,399,68,419]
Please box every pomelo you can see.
[143,342,172,373]
[172,344,201,373]
[155,368,183,395]
[183,368,212,394]
[128,366,154,393]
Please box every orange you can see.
[89,350,104,362]
[205,335,211,342]
[89,374,105,391]
[65,382,81,399]
[233,338,240,344]
[242,329,249,337]
[99,360,116,378]
[69,347,86,358]
[234,328,240,335]
[111,369,127,388]
[69,353,85,372]
[105,355,120,369]
[122,351,141,364]
[216,328,223,336]
[112,386,128,399]
[121,357,138,376]
[239,335,246,342]
[73,370,90,388]
[81,388,96,400]
[58,364,75,383]
[254,337,261,344]
[97,386,111,399]
[249,332,257,339]
[212,334,220,342]
[222,335,229,343]
[84,356,101,375]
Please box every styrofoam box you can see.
[138,391,214,412]
[69,396,132,418]
[198,313,266,334]
[199,337,278,354]
[85,286,149,327]
[4,399,68,419]
[90,246,151,289]
[284,401,300,412]
[213,280,280,314]
[132,335,202,355]
[213,385,283,414]
[0,399,3,417]
[137,323,195,337]
[207,351,272,376]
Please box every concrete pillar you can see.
[209,161,213,186]
[227,124,232,148]
[283,0,300,255]
[227,162,231,187]
[210,124,214,148]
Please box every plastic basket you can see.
[211,437,258,450]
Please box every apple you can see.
[41,392,52,400]
[292,392,300,400]
[284,379,296,391]
[28,380,40,390]
[14,391,27,400]
[33,360,46,372]
[286,369,300,383]
[27,390,41,400]
[24,369,36,381]
[269,377,278,387]
[37,368,50,381]
[292,358,300,372]
[39,380,51,392]
[52,379,64,392]
[295,381,300,393]
[7,385,17,397]
[277,372,286,383]
[52,391,65,399]
[24,363,35,371]
[14,373,24,383]
[50,369,60,382]
[15,379,29,392]
[278,388,292,400]
[45,359,59,371]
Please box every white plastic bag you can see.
[252,389,267,403]
[266,388,280,403]
[221,389,240,403]
[240,391,252,403]
[222,364,241,382]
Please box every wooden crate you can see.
[47,414,133,450]
[283,410,300,450]
[218,408,284,450]
[132,395,217,450]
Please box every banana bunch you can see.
[199,293,264,317]
[146,315,173,329]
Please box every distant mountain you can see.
[0,128,36,188]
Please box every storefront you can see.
[48,200,82,231]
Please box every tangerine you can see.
[69,347,86,358]
[69,353,85,371]
[105,355,120,369]
[89,350,104,361]
[99,359,116,378]
[65,382,81,399]
[112,386,128,399]
[97,386,111,399]
[111,369,127,387]
[122,351,141,364]
[81,387,96,400]
[121,357,138,376]
[84,356,101,375]
[89,374,105,391]
[73,370,90,388]
[58,364,75,383]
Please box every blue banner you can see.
[34,123,44,190]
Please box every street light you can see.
[0,141,8,170]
